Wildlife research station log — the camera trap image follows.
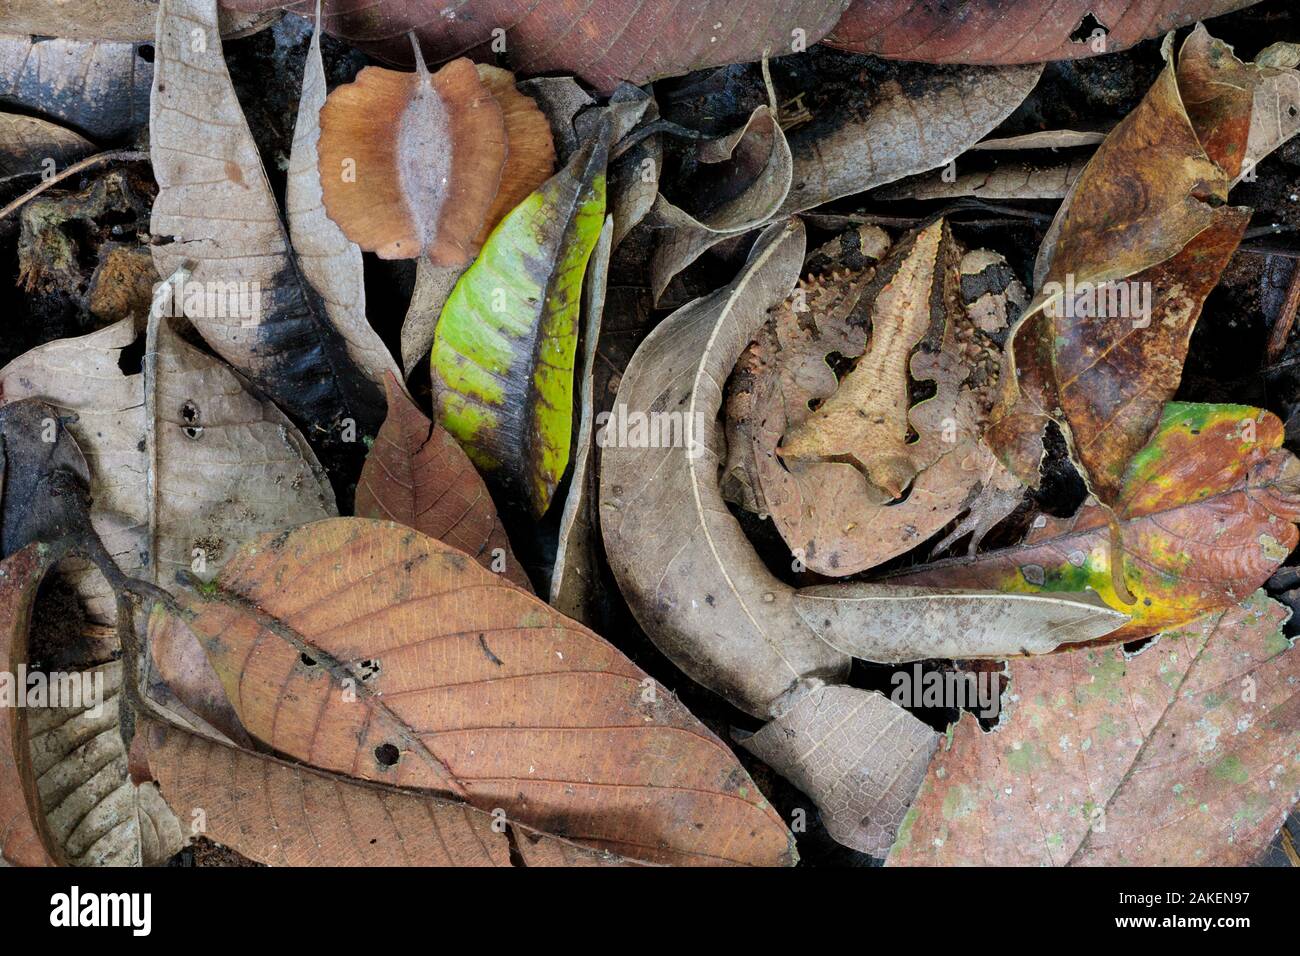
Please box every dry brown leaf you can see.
[826,0,1257,64]
[0,114,94,185]
[889,592,1300,866]
[134,719,628,866]
[155,517,796,866]
[356,373,530,591]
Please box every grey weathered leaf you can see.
[286,12,400,390]
[794,584,1127,664]
[0,0,276,39]
[0,35,152,139]
[0,312,336,631]
[150,0,381,439]
[742,681,938,856]
[550,215,613,626]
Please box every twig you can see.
[1267,263,1300,362]
[0,149,148,221]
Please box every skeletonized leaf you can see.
[892,403,1300,644]
[285,13,400,390]
[356,373,530,591]
[890,592,1300,866]
[0,544,180,868]
[157,517,796,866]
[431,129,608,517]
[150,0,382,440]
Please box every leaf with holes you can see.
[147,517,796,866]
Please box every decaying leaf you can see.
[286,13,401,389]
[431,128,608,517]
[133,719,627,866]
[317,54,554,266]
[150,0,382,440]
[890,591,1300,866]
[219,0,852,93]
[997,28,1257,500]
[726,220,1027,577]
[0,313,336,632]
[893,403,1300,643]
[151,517,796,866]
[0,35,152,139]
[0,544,180,867]
[356,372,530,591]
[1,0,276,39]
[0,114,94,185]
[826,0,1258,64]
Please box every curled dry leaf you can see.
[151,517,795,866]
[600,218,1119,851]
[0,114,94,185]
[550,215,614,626]
[431,128,608,518]
[150,0,383,440]
[356,372,530,591]
[649,106,793,302]
[890,592,1300,866]
[650,54,1041,297]
[726,220,1027,577]
[286,13,401,390]
[134,719,628,866]
[317,54,554,266]
[0,35,152,139]
[873,156,1088,202]
[219,0,851,93]
[892,403,1300,644]
[997,27,1257,498]
[826,0,1257,64]
[0,544,181,867]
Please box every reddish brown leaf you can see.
[826,0,1257,65]
[356,373,531,591]
[166,517,795,866]
[220,0,851,93]
[134,719,626,866]
[889,592,1300,866]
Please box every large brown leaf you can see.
[218,0,852,93]
[133,719,626,866]
[889,591,1300,866]
[151,517,795,866]
[826,0,1257,64]
[356,373,530,591]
